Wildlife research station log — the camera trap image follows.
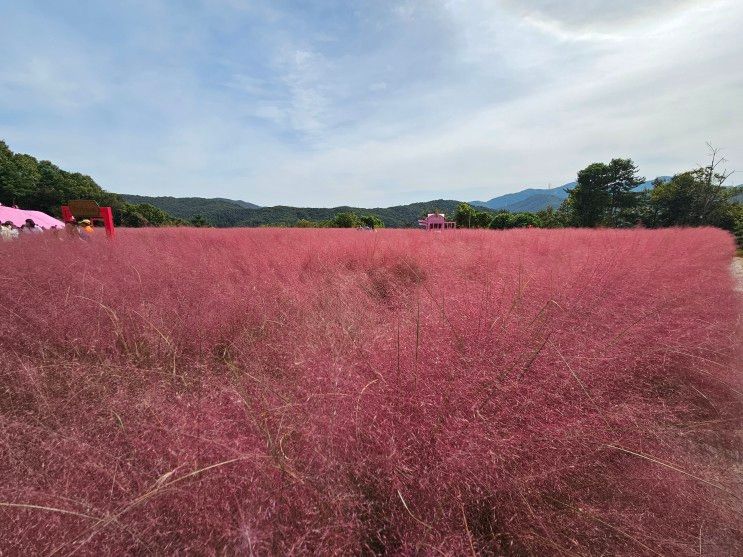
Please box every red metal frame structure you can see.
[62,200,115,238]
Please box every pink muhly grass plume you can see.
[0,227,741,555]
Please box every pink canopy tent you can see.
[0,206,66,229]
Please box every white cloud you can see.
[497,0,704,32]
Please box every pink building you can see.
[418,213,456,230]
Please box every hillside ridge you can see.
[471,177,672,211]
[121,195,473,227]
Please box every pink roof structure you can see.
[418,213,456,230]
[0,206,66,229]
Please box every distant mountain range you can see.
[470,178,670,212]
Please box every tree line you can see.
[293,212,385,228]
[453,149,742,247]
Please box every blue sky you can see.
[1,0,741,207]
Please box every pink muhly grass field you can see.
[1,227,741,555]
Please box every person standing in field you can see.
[22,219,43,234]
[79,219,94,236]
[65,218,81,239]
[1,221,19,241]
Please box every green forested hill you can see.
[238,200,468,228]
[122,195,260,226]
[122,194,471,227]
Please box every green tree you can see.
[569,163,611,227]
[118,204,150,227]
[489,212,514,229]
[359,214,384,229]
[650,146,735,229]
[650,172,732,227]
[454,203,478,228]
[0,144,41,207]
[489,211,543,229]
[330,212,362,228]
[472,211,493,228]
[511,212,543,228]
[190,215,210,227]
[535,205,569,228]
[606,159,644,226]
[568,158,643,227]
[454,203,492,228]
